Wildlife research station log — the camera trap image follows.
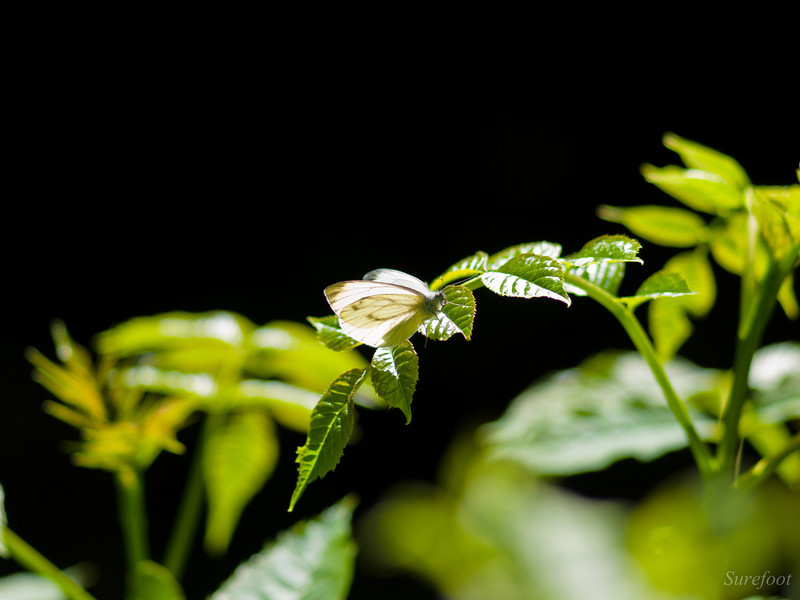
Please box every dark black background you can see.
[3,19,798,599]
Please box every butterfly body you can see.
[325,269,445,348]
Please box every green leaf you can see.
[566,234,643,266]
[565,261,626,297]
[486,241,563,270]
[96,311,255,357]
[290,369,365,512]
[235,380,324,432]
[370,342,419,424]
[641,164,744,214]
[212,497,357,600]
[749,187,800,262]
[482,352,719,475]
[620,270,696,309]
[204,411,279,555]
[127,560,185,600]
[306,315,362,352]
[749,342,800,426]
[481,253,571,305]
[420,285,476,342]
[597,204,707,247]
[662,132,750,188]
[645,251,716,361]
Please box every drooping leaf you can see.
[204,411,279,555]
[641,164,744,215]
[127,560,185,600]
[481,253,570,305]
[597,204,707,247]
[290,369,365,512]
[482,352,719,476]
[420,285,476,342]
[662,132,750,188]
[370,342,418,424]
[212,497,357,600]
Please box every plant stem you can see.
[162,411,221,579]
[716,261,785,478]
[735,431,800,490]
[115,466,150,569]
[564,273,714,477]
[3,527,97,600]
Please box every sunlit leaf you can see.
[641,164,744,214]
[708,211,770,277]
[204,411,279,555]
[481,253,570,305]
[597,204,707,247]
[290,369,365,512]
[662,132,750,188]
[620,271,696,309]
[566,234,643,266]
[486,241,563,270]
[234,380,318,431]
[649,297,695,363]
[212,497,357,600]
[749,187,800,262]
[482,352,719,475]
[420,285,476,342]
[565,261,626,297]
[306,316,362,352]
[370,342,418,424]
[127,560,185,600]
[777,273,799,320]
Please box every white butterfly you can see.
[324,268,446,348]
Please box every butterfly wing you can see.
[325,281,430,347]
[362,269,433,296]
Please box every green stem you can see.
[115,466,150,569]
[3,528,97,600]
[735,431,800,490]
[716,262,785,478]
[162,411,222,579]
[564,273,714,477]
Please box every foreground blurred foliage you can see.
[360,434,800,600]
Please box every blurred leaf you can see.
[749,187,800,262]
[0,572,68,600]
[234,380,319,432]
[598,204,708,248]
[749,342,800,426]
[627,474,799,599]
[481,253,571,305]
[362,447,685,600]
[709,212,770,278]
[26,346,106,423]
[248,321,373,395]
[126,560,185,600]
[420,285,475,342]
[204,411,279,555]
[290,369,365,512]
[662,132,750,188]
[211,497,357,600]
[370,342,418,424]
[482,352,720,475]
[641,164,744,214]
[777,272,799,320]
[649,297,695,363]
[96,311,255,357]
